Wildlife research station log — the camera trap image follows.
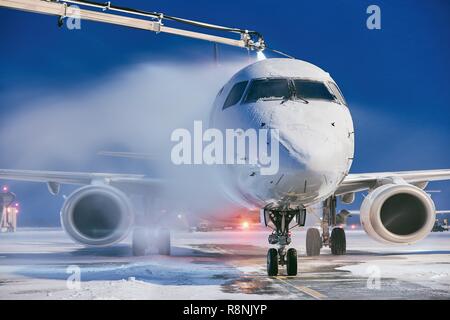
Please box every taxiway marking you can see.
[211,244,327,299]
[276,277,327,300]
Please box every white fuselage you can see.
[209,58,354,210]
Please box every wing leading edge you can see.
[336,169,450,195]
[0,169,163,195]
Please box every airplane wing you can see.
[342,210,450,216]
[335,169,450,195]
[0,169,162,194]
[97,151,155,161]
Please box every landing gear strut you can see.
[262,207,306,276]
[306,196,346,256]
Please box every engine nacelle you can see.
[360,183,435,244]
[61,185,134,246]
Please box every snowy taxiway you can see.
[0,227,449,299]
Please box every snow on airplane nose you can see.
[270,103,340,172]
[260,99,353,199]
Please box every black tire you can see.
[157,228,171,255]
[330,227,346,255]
[267,248,278,276]
[286,248,298,276]
[306,228,321,256]
[132,227,148,256]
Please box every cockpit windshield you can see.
[293,80,336,102]
[223,81,248,109]
[244,78,290,103]
[327,81,347,105]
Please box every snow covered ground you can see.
[0,228,449,299]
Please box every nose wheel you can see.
[267,248,278,276]
[263,207,306,276]
[286,248,298,276]
[266,247,298,276]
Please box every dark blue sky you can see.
[0,0,449,226]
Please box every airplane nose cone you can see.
[276,122,347,173]
[279,124,326,164]
[267,100,352,173]
[267,115,349,195]
[260,123,347,200]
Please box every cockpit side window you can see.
[244,78,291,103]
[217,86,224,97]
[328,82,347,106]
[293,80,336,102]
[223,81,248,110]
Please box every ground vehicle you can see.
[432,220,447,232]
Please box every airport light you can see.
[6,206,19,215]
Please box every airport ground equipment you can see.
[0,0,267,51]
[0,189,17,232]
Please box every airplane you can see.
[1,58,450,277]
[1,0,450,277]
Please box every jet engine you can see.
[60,185,134,246]
[360,183,435,244]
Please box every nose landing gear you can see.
[262,207,306,276]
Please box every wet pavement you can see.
[0,228,449,299]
